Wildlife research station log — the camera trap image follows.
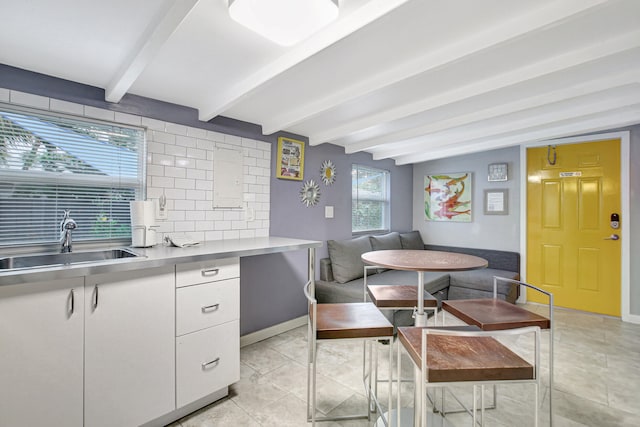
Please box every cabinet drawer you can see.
[176,257,240,287]
[176,320,240,408]
[176,278,239,336]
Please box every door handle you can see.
[604,234,620,240]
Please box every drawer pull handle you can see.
[201,357,220,370]
[68,289,75,315]
[201,268,220,277]
[201,303,220,313]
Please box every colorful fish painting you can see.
[424,173,472,222]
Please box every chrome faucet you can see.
[60,210,77,253]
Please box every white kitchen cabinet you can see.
[0,277,84,427]
[84,266,175,427]
[175,258,240,408]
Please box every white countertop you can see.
[0,236,322,286]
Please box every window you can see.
[0,107,145,247]
[352,164,390,233]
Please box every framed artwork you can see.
[488,162,508,181]
[484,189,509,215]
[424,172,472,222]
[276,137,305,180]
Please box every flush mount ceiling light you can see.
[228,0,339,47]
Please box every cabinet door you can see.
[0,278,84,427]
[84,266,175,427]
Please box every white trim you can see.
[240,315,307,347]
[519,131,633,322]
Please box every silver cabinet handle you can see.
[201,357,220,370]
[604,234,620,240]
[201,303,220,313]
[201,268,219,277]
[69,289,75,315]
[92,285,99,309]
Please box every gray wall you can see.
[242,143,413,333]
[412,146,521,252]
[413,130,639,317]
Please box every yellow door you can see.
[526,139,621,316]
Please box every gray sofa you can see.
[315,231,520,328]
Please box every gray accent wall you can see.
[247,142,413,333]
[412,146,521,252]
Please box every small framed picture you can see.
[488,163,508,181]
[276,137,305,180]
[484,189,508,215]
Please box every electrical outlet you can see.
[155,198,168,220]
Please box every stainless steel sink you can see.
[0,248,141,270]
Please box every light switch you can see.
[325,206,334,219]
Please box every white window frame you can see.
[351,164,390,234]
[0,104,146,249]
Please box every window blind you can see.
[0,107,145,247]
[351,164,390,233]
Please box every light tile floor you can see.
[174,305,640,427]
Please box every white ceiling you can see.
[1,0,639,165]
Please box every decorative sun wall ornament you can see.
[300,180,321,207]
[320,160,336,185]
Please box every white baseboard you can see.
[240,315,307,347]
[623,313,640,324]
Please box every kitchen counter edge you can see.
[0,236,322,286]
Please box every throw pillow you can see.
[399,231,424,250]
[327,236,373,283]
[369,232,402,251]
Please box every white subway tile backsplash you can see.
[196,159,212,171]
[223,230,240,240]
[195,200,211,210]
[165,188,186,200]
[147,164,165,176]
[225,134,241,145]
[186,127,207,139]
[175,157,195,168]
[115,112,142,126]
[186,169,206,180]
[239,229,256,239]
[186,147,206,159]
[186,211,205,221]
[10,90,50,109]
[186,189,206,200]
[206,210,224,221]
[50,99,84,115]
[223,210,241,221]
[231,220,246,230]
[195,180,210,191]
[141,117,166,131]
[164,167,186,178]
[197,139,215,150]
[175,178,195,189]
[152,130,176,145]
[165,144,187,157]
[151,154,175,166]
[176,135,197,148]
[241,138,257,148]
[165,122,187,136]
[174,221,195,232]
[168,211,186,221]
[84,106,115,121]
[206,130,226,142]
[0,88,9,103]
[147,141,165,154]
[205,230,224,240]
[215,220,232,230]
[152,176,175,188]
[195,221,214,231]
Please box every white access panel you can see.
[213,148,243,208]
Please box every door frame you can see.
[519,131,636,323]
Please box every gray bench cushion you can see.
[369,232,402,251]
[327,235,372,283]
[399,231,424,250]
[315,269,450,304]
[448,268,519,295]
